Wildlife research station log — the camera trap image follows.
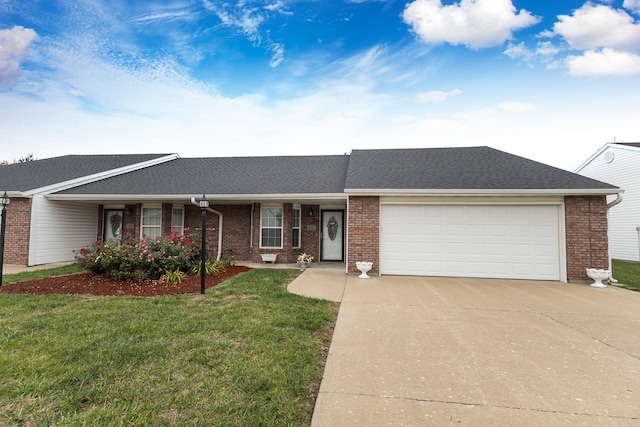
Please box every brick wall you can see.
[2,197,31,265]
[249,203,319,264]
[118,203,318,264]
[214,204,252,261]
[347,196,379,273]
[300,205,320,263]
[183,204,220,260]
[565,195,609,281]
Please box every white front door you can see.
[321,210,344,261]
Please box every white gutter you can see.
[607,192,623,209]
[606,192,624,283]
[344,188,622,196]
[191,197,223,261]
[48,192,347,201]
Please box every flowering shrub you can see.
[74,229,202,280]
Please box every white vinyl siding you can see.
[380,204,561,280]
[577,146,640,262]
[28,195,99,265]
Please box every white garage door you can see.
[380,205,560,280]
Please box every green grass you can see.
[612,259,640,291]
[2,263,85,284]
[0,269,338,426]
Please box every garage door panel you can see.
[381,204,560,280]
[467,243,487,255]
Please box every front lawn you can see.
[2,263,85,284]
[0,269,338,426]
[612,259,640,291]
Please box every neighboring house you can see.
[0,147,620,282]
[575,142,640,262]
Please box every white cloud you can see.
[264,1,293,15]
[402,0,539,49]
[497,101,536,113]
[566,48,640,77]
[0,26,38,86]
[201,0,288,67]
[534,4,640,76]
[535,41,560,57]
[623,0,640,14]
[415,88,461,103]
[454,101,536,125]
[551,4,640,51]
[269,43,285,68]
[417,118,467,133]
[504,42,534,62]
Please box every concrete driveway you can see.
[292,272,640,426]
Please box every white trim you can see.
[575,143,640,173]
[558,200,568,283]
[380,196,564,205]
[347,188,621,196]
[379,202,564,281]
[24,154,180,196]
[377,196,567,281]
[292,205,301,249]
[260,205,284,249]
[171,204,185,234]
[46,192,347,201]
[141,205,162,239]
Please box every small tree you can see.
[17,153,35,163]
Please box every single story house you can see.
[0,147,620,282]
[575,142,640,262]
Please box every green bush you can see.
[160,270,187,284]
[74,230,202,280]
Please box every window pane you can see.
[292,208,301,247]
[292,229,300,248]
[262,207,282,227]
[261,228,281,247]
[261,207,283,247]
[142,207,162,238]
[293,209,300,227]
[142,226,161,239]
[142,208,161,226]
[171,207,184,234]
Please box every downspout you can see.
[191,197,223,261]
[606,193,623,283]
[250,203,254,249]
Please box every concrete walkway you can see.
[289,272,640,426]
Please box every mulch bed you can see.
[0,266,252,297]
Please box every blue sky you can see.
[1,0,639,171]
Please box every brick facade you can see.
[347,196,380,273]
[249,203,320,264]
[2,197,31,265]
[564,195,609,282]
[3,195,611,283]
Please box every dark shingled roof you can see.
[0,154,171,192]
[57,155,351,195]
[344,147,617,190]
[5,147,618,197]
